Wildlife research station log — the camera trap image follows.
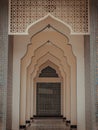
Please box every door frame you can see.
[33,77,63,117]
[36,82,61,117]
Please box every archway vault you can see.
[20,17,77,129]
[11,3,86,130]
[26,43,71,120]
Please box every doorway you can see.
[36,83,61,117]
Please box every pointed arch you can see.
[31,60,66,117]
[26,14,72,35]
[20,17,77,127]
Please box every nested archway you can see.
[27,53,70,121]
[25,40,73,122]
[20,16,77,128]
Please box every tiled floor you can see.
[26,119,77,130]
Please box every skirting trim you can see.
[66,120,71,123]
[63,117,66,120]
[70,125,77,128]
[20,125,26,129]
[63,117,66,122]
[26,120,31,124]
[30,117,34,120]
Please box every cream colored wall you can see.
[12,34,85,130]
[12,36,29,130]
[70,36,85,130]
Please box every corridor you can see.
[25,119,77,130]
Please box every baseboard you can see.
[30,117,34,120]
[20,125,26,129]
[66,120,71,123]
[12,129,21,130]
[63,117,66,120]
[63,117,66,121]
[26,120,31,124]
[70,125,77,128]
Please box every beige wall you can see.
[70,35,85,130]
[12,31,85,130]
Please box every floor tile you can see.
[25,119,76,130]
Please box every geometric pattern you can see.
[9,0,89,34]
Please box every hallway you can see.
[25,119,77,130]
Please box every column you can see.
[89,0,98,129]
[0,0,8,130]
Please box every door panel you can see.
[36,83,61,116]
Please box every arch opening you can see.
[39,66,59,78]
[16,14,79,129]
[34,63,62,117]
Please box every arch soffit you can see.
[34,52,70,75]
[21,24,75,63]
[24,41,73,93]
[30,25,69,43]
[21,33,68,63]
[26,53,69,90]
[28,44,75,67]
[27,44,69,89]
[26,43,70,76]
[27,56,67,90]
[28,57,69,97]
[27,52,69,79]
[29,54,68,80]
[35,60,63,79]
[32,64,65,82]
[27,14,71,37]
[31,61,67,93]
[28,41,75,67]
[31,60,66,83]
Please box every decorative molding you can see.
[9,0,89,34]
